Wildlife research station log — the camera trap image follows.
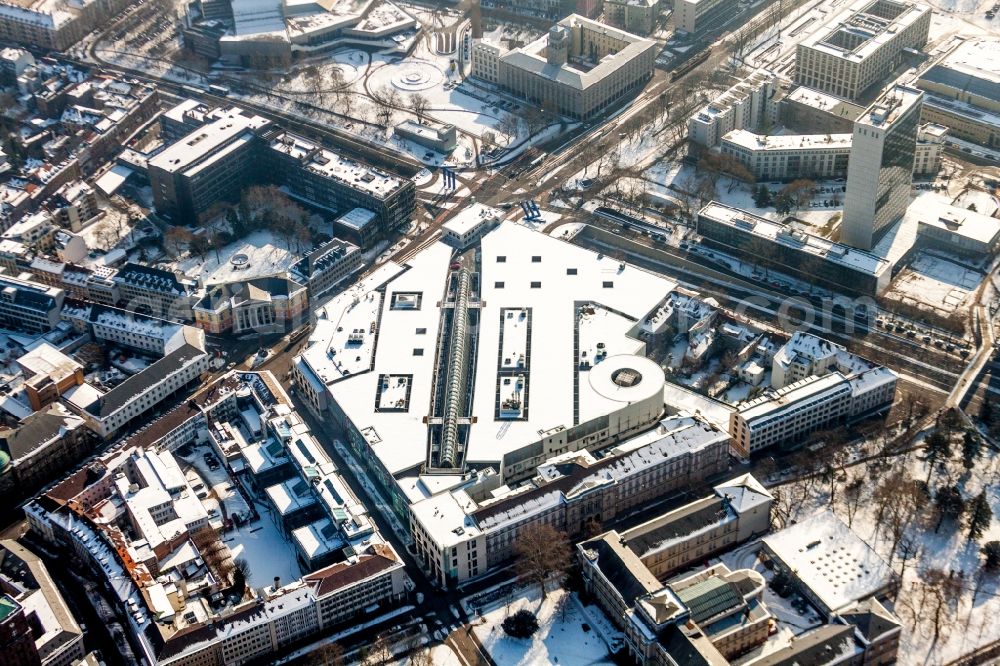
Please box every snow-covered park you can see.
[470,586,621,666]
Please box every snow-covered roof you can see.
[762,509,896,614]
[301,222,677,477]
[722,129,853,152]
[500,14,656,91]
[912,192,1000,245]
[699,202,891,278]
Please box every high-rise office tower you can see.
[841,85,923,251]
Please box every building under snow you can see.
[292,220,734,587]
[25,371,410,666]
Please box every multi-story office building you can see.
[720,130,852,181]
[471,16,657,121]
[729,336,897,456]
[727,332,897,456]
[260,129,415,243]
[152,102,414,241]
[66,327,210,438]
[410,413,730,587]
[289,237,363,299]
[61,303,202,356]
[794,0,931,101]
[580,474,772,620]
[603,510,902,665]
[688,69,778,147]
[147,106,272,222]
[916,39,1000,151]
[780,86,864,134]
[697,202,892,296]
[842,85,923,250]
[604,0,659,35]
[674,0,737,33]
[0,274,63,334]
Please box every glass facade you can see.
[871,104,919,242]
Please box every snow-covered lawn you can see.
[224,512,304,593]
[395,644,462,666]
[168,229,298,284]
[768,438,1000,665]
[472,587,619,666]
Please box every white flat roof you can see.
[148,108,270,174]
[800,0,930,64]
[912,192,1000,244]
[937,38,1000,87]
[762,509,895,613]
[467,223,676,464]
[722,129,853,152]
[700,202,890,277]
[855,85,923,130]
[301,222,678,478]
[442,202,502,237]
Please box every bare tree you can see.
[495,112,520,145]
[309,643,345,666]
[409,94,430,124]
[363,633,393,666]
[165,226,193,255]
[514,523,571,600]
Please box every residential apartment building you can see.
[113,263,198,320]
[24,371,410,666]
[604,0,659,35]
[916,39,1000,151]
[675,0,737,33]
[0,403,92,505]
[794,0,931,101]
[842,85,923,250]
[471,16,657,121]
[289,238,362,300]
[0,540,86,666]
[720,130,852,181]
[688,69,779,147]
[696,202,892,297]
[409,414,731,587]
[0,274,64,334]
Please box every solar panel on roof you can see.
[320,522,338,539]
[296,440,315,464]
[323,479,344,505]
